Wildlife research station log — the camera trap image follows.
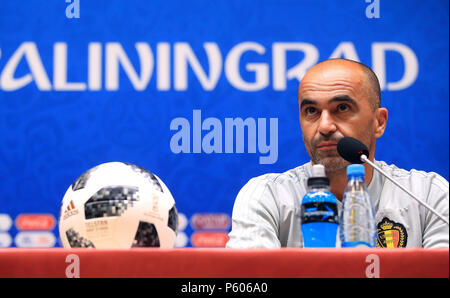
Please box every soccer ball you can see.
[58,162,178,249]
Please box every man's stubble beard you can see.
[305,130,374,174]
[311,151,349,173]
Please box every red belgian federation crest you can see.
[376,217,408,248]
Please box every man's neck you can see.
[327,164,374,201]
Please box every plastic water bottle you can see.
[339,164,376,247]
[300,164,339,247]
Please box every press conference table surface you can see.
[0,248,448,278]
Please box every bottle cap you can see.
[308,164,329,186]
[347,164,365,177]
[311,164,326,177]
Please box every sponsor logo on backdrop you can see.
[190,213,231,230]
[14,231,56,247]
[189,213,230,247]
[175,232,188,248]
[0,214,13,231]
[173,212,188,248]
[0,233,12,247]
[0,42,418,92]
[177,213,188,231]
[190,232,229,247]
[15,214,56,231]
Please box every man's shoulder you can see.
[375,160,449,192]
[246,162,311,187]
[235,163,311,208]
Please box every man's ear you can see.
[374,108,388,138]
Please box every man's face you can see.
[298,62,377,173]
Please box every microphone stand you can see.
[360,154,449,226]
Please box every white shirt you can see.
[226,160,449,248]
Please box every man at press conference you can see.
[226,58,449,248]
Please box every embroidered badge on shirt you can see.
[376,217,407,248]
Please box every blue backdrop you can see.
[0,0,448,247]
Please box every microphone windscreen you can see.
[337,137,369,164]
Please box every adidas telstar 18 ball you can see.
[59,162,178,248]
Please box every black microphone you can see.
[337,136,449,225]
[337,137,369,164]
